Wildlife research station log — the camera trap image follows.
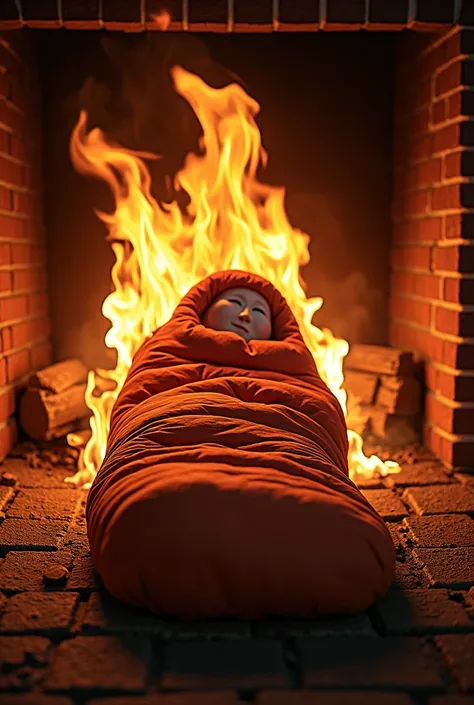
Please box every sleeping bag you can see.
[86,269,396,618]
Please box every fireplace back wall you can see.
[38,30,393,371]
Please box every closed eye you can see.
[253,307,267,315]
[229,298,242,306]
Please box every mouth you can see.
[232,323,249,335]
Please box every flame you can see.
[149,9,171,30]
[66,66,400,489]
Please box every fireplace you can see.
[0,1,473,477]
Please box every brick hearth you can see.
[0,443,473,700]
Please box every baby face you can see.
[202,287,272,342]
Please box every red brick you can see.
[0,325,12,353]
[43,635,152,693]
[417,158,443,186]
[397,190,430,217]
[7,488,81,521]
[391,246,432,271]
[0,388,15,423]
[11,244,44,265]
[431,99,447,125]
[443,340,474,369]
[426,393,474,434]
[445,212,474,239]
[12,190,32,214]
[435,60,462,97]
[433,245,474,273]
[0,184,12,210]
[9,134,27,162]
[6,348,30,381]
[360,489,408,520]
[17,317,50,344]
[376,588,472,635]
[0,155,23,187]
[434,307,474,336]
[0,294,28,321]
[435,634,474,692]
[405,483,474,516]
[0,101,24,132]
[403,514,474,547]
[443,277,474,304]
[0,418,17,461]
[390,320,444,363]
[390,272,441,300]
[0,43,19,74]
[0,518,70,551]
[433,430,474,468]
[431,183,474,211]
[444,150,474,178]
[0,213,26,240]
[426,364,474,401]
[424,219,441,246]
[0,592,80,634]
[13,267,44,292]
[11,320,35,348]
[390,296,432,327]
[410,135,433,163]
[433,123,461,153]
[0,126,10,154]
[392,218,442,244]
[414,547,474,588]
[0,270,11,293]
[0,243,10,266]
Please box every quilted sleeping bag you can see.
[86,269,396,618]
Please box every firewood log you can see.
[344,370,379,405]
[344,344,415,377]
[29,358,88,394]
[19,383,90,441]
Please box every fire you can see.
[149,9,171,30]
[66,66,400,489]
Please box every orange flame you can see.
[149,9,171,30]
[66,66,400,489]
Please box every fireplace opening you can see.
[0,12,473,487]
[39,30,394,371]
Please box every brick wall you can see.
[0,31,51,460]
[390,27,474,469]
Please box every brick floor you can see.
[403,515,474,547]
[0,449,474,702]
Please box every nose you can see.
[238,307,251,323]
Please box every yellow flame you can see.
[66,66,400,489]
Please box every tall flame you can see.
[66,66,400,489]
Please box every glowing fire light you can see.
[66,66,400,489]
[149,9,171,30]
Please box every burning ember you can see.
[66,66,400,489]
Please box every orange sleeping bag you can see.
[86,270,395,618]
